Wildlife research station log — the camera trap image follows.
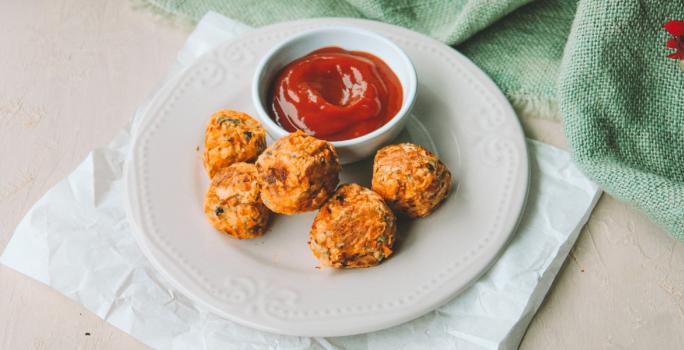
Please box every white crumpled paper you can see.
[1,12,601,350]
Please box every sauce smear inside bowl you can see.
[269,47,403,141]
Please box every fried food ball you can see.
[256,131,341,214]
[372,143,452,218]
[309,184,397,268]
[203,109,267,178]
[204,162,270,239]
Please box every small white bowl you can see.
[251,26,417,164]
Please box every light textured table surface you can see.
[1,1,683,349]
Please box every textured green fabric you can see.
[560,1,684,239]
[458,0,576,114]
[143,0,532,44]
[141,0,684,240]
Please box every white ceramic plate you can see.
[124,18,529,337]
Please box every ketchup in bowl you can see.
[269,47,403,141]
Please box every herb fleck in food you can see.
[217,117,241,126]
[427,162,435,171]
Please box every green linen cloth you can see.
[141,0,684,240]
[561,1,684,239]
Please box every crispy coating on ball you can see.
[372,143,452,218]
[203,109,267,178]
[204,163,270,239]
[309,184,397,269]
[256,131,341,214]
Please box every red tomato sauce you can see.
[269,47,403,141]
